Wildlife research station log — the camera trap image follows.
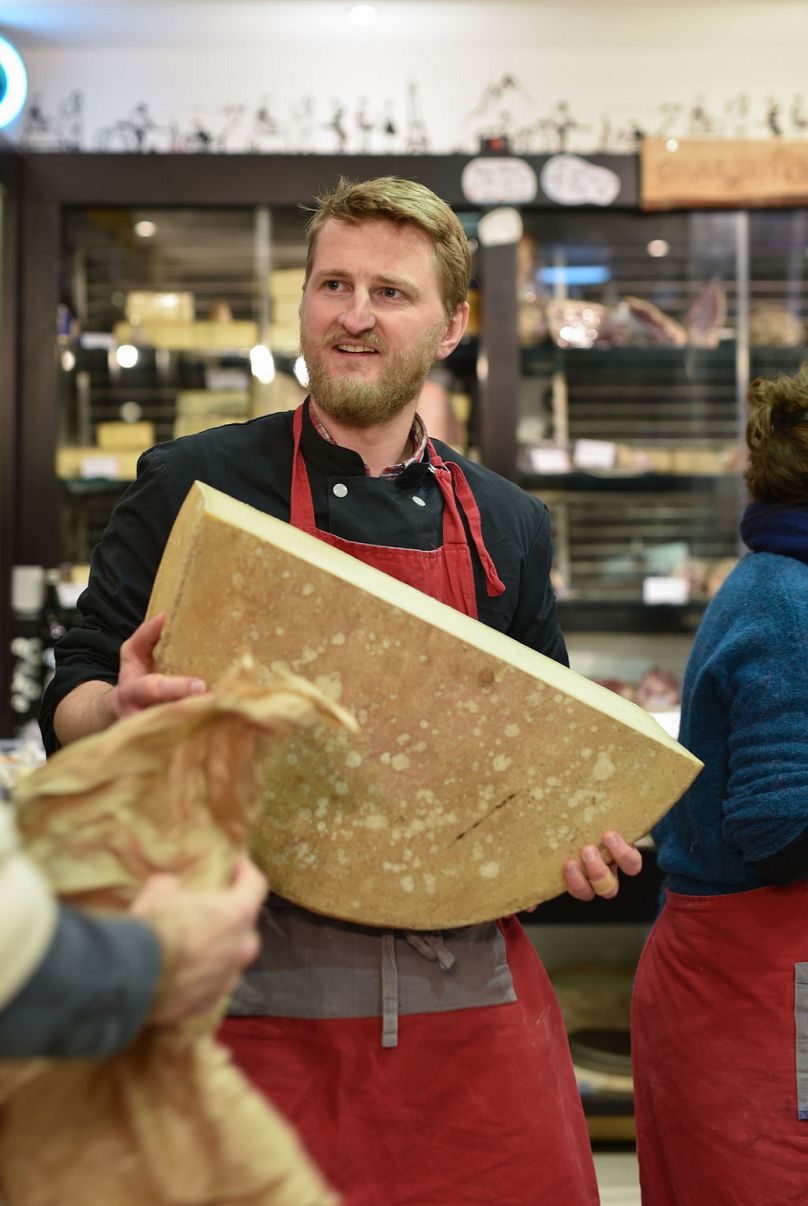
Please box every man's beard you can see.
[300,317,445,428]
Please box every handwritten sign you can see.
[461,158,538,205]
[641,137,808,210]
[540,155,621,207]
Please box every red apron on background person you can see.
[632,883,808,1206]
[219,404,598,1206]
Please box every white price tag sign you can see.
[573,439,618,470]
[528,446,572,474]
[79,332,116,350]
[642,576,689,605]
[80,455,119,479]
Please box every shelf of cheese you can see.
[148,481,703,930]
[112,320,258,350]
[520,442,741,479]
[56,420,157,481]
[56,448,139,481]
[267,266,306,354]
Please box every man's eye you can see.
[324,280,343,291]
[381,287,401,299]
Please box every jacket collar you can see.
[299,398,431,486]
[740,501,808,565]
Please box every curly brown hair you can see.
[303,176,471,318]
[745,363,808,504]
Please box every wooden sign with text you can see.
[641,138,808,210]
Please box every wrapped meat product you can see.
[0,660,352,1206]
[518,293,548,346]
[546,299,607,348]
[595,678,635,702]
[684,279,727,349]
[749,303,806,348]
[598,297,687,349]
[634,668,681,712]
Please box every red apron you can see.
[632,883,808,1205]
[220,404,597,1205]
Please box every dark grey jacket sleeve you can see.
[0,907,162,1058]
[39,452,185,755]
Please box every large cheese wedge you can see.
[148,481,702,929]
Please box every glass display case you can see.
[57,205,301,566]
[55,203,480,568]
[8,152,808,741]
[511,207,780,715]
[749,208,808,380]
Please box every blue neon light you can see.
[539,266,611,286]
[0,37,27,129]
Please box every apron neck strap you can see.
[292,409,505,602]
[428,443,506,599]
[291,403,317,531]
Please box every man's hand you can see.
[53,613,208,745]
[111,612,208,720]
[562,830,643,901]
[131,856,268,1025]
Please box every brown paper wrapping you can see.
[0,663,351,1205]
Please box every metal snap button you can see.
[332,483,348,498]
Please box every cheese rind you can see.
[149,480,702,928]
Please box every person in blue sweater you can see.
[631,362,808,1204]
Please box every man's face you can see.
[300,217,468,427]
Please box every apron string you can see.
[290,404,317,531]
[293,407,505,601]
[380,932,458,1050]
[380,932,400,1049]
[405,932,457,971]
[428,450,506,599]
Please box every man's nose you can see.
[339,289,376,334]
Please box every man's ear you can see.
[435,301,470,361]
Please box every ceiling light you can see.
[348,5,379,29]
[120,401,143,423]
[293,356,310,388]
[134,220,157,238]
[647,239,670,258]
[250,344,276,385]
[115,344,139,369]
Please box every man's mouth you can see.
[333,343,379,354]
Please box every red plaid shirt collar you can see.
[307,398,428,479]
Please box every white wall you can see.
[2,1,808,155]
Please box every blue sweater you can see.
[653,504,808,895]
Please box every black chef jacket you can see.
[40,402,567,754]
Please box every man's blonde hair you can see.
[304,176,471,317]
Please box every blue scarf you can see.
[740,501,808,565]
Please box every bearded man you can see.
[42,177,640,1205]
